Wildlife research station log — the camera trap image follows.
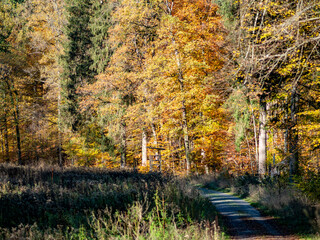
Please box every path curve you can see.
[200,188,299,240]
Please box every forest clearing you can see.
[0,0,320,239]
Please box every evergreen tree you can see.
[89,0,112,74]
[61,0,96,132]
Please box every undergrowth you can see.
[0,164,225,239]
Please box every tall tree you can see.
[61,0,96,132]
[235,0,320,175]
[145,0,227,173]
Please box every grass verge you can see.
[190,173,320,239]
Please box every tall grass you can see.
[0,164,225,239]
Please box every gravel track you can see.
[200,188,300,240]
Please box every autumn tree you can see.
[234,0,320,175]
[143,0,228,173]
[86,0,161,168]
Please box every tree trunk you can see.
[258,97,267,175]
[58,89,63,167]
[289,86,299,175]
[3,111,9,163]
[151,123,157,146]
[14,95,22,165]
[142,129,147,166]
[173,43,191,174]
[165,2,191,173]
[120,120,127,168]
[251,107,259,170]
[284,98,289,154]
[6,79,22,165]
[201,148,209,174]
[181,99,191,173]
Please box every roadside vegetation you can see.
[0,164,225,239]
[193,173,320,238]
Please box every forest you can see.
[0,0,320,238]
[1,0,319,181]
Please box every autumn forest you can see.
[0,0,319,181]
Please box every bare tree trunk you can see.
[14,95,22,165]
[151,123,157,146]
[120,120,127,168]
[58,84,63,167]
[201,148,209,174]
[173,41,191,173]
[284,97,289,154]
[246,133,253,173]
[3,111,9,163]
[6,78,22,165]
[289,86,299,175]
[258,97,267,175]
[251,107,259,170]
[142,129,147,166]
[151,123,159,166]
[165,0,191,173]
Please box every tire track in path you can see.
[200,188,300,240]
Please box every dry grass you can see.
[0,164,226,239]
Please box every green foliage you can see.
[225,88,253,151]
[295,173,320,201]
[89,0,112,74]
[214,0,238,27]
[61,0,96,132]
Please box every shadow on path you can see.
[200,188,299,239]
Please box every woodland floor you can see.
[200,188,301,240]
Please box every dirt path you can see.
[200,188,300,240]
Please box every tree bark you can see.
[289,86,299,175]
[3,110,9,163]
[151,123,157,146]
[58,89,63,167]
[258,97,267,175]
[165,0,191,173]
[6,78,22,165]
[14,92,22,165]
[251,107,259,170]
[120,120,127,168]
[142,129,147,166]
[173,42,191,174]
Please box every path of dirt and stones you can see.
[200,188,300,240]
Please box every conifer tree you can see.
[89,0,112,74]
[61,0,96,132]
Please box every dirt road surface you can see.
[200,188,300,240]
